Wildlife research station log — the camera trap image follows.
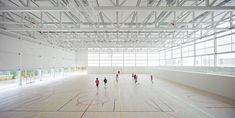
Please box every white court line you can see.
[156,84,215,118]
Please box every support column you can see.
[17,69,22,86]
[62,68,65,77]
[214,34,217,67]
[50,68,55,79]
[180,39,183,66]
[38,69,42,81]
[53,68,56,79]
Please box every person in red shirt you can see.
[95,78,99,88]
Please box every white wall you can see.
[75,49,88,67]
[152,68,235,100]
[88,66,235,100]
[0,34,87,71]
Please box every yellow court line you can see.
[119,106,123,118]
[40,112,46,118]
[120,112,123,118]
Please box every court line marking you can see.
[57,93,80,111]
[113,99,116,112]
[156,85,215,118]
[80,96,96,118]
[0,110,174,112]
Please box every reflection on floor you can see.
[0,74,234,118]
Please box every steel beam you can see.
[1,6,235,12]
[5,27,233,31]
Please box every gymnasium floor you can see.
[0,74,234,118]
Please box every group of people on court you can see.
[95,77,107,88]
[95,70,155,88]
[95,70,120,88]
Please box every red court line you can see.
[80,96,96,118]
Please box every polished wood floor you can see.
[0,74,234,118]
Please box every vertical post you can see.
[134,48,136,67]
[147,48,149,66]
[53,68,56,79]
[176,0,179,6]
[57,0,61,7]
[27,0,31,6]
[62,68,64,77]
[171,47,173,65]
[164,49,166,66]
[2,12,5,28]
[38,69,42,81]
[17,69,22,86]
[40,12,43,28]
[111,49,113,67]
[59,11,62,28]
[155,11,157,28]
[192,11,196,66]
[180,39,183,66]
[194,36,196,66]
[205,0,209,7]
[123,48,124,67]
[136,11,138,28]
[99,48,100,67]
[214,32,217,67]
[230,11,233,28]
[211,11,214,28]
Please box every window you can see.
[0,71,17,86]
[217,35,232,53]
[100,51,111,66]
[124,49,135,66]
[217,53,235,67]
[196,40,214,56]
[136,48,147,66]
[196,55,214,66]
[148,49,159,66]
[112,48,123,66]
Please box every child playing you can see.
[95,78,99,88]
[104,77,107,86]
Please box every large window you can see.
[88,48,99,67]
[112,48,123,66]
[148,49,159,66]
[124,48,135,66]
[136,48,147,66]
[100,50,111,67]
[88,29,235,68]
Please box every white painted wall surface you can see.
[75,49,88,67]
[88,66,235,100]
[152,68,235,100]
[0,34,81,71]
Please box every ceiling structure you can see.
[0,0,235,51]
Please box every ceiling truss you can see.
[0,0,234,50]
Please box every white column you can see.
[38,69,42,81]
[62,68,65,77]
[214,34,217,67]
[17,69,22,86]
[53,68,56,79]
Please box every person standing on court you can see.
[95,78,100,88]
[116,73,119,82]
[104,77,107,86]
[151,75,153,82]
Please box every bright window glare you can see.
[88,30,235,67]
